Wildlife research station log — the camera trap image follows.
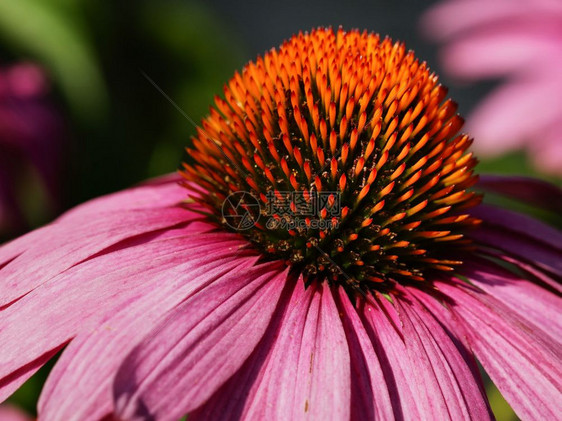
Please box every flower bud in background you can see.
[0,63,64,237]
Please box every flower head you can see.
[182,28,481,293]
[422,0,562,175]
[0,28,560,420]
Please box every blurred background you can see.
[1,0,560,419]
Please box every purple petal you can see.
[478,174,562,213]
[470,204,562,277]
[38,253,261,419]
[434,279,562,420]
[0,63,65,231]
[492,252,562,294]
[113,262,288,420]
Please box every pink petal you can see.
[284,284,351,420]
[529,124,562,176]
[0,229,248,401]
[113,261,288,420]
[38,253,261,420]
[361,292,492,420]
[0,345,64,403]
[335,288,394,420]
[463,260,562,341]
[0,179,203,307]
[395,290,492,420]
[440,31,562,79]
[433,279,562,420]
[191,280,352,421]
[169,277,299,420]
[0,404,32,421]
[478,175,562,213]
[360,295,423,418]
[422,0,562,41]
[466,79,562,156]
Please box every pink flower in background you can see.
[0,63,64,235]
[0,29,560,420]
[0,404,32,421]
[422,0,562,175]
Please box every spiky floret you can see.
[181,27,481,293]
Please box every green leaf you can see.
[0,0,107,122]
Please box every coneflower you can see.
[0,28,560,420]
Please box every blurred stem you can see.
[0,0,107,123]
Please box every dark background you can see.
[1,0,498,211]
